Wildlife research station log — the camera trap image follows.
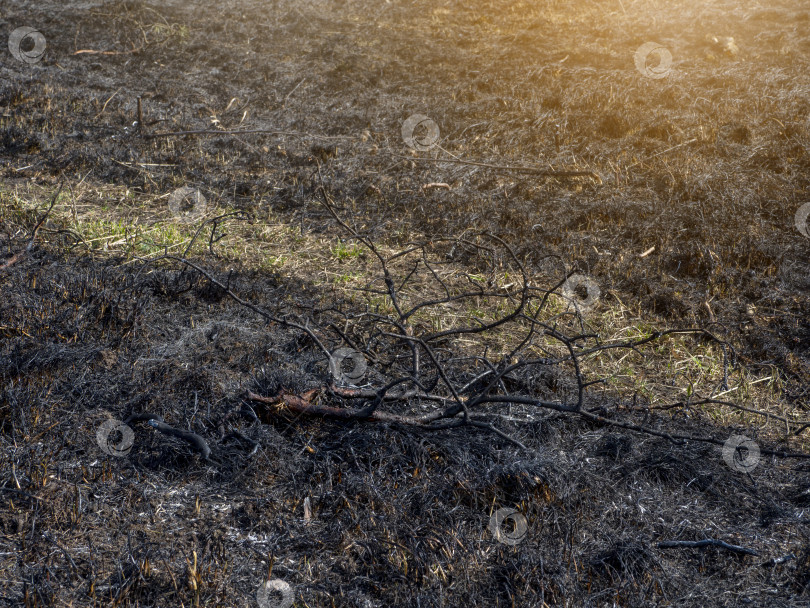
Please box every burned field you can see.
[1,0,809,606]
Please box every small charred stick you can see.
[657,539,759,556]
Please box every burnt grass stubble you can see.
[1,0,809,606]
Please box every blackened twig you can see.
[0,183,63,271]
[388,152,602,182]
[657,539,760,556]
